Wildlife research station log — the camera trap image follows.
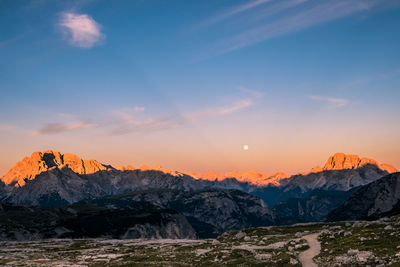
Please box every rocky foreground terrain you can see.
[0,215,400,266]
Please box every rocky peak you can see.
[188,170,289,186]
[1,150,110,187]
[323,153,362,170]
[115,165,135,171]
[322,153,397,173]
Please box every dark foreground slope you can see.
[0,188,274,240]
[79,188,275,238]
[0,201,196,240]
[327,172,400,221]
[273,189,356,224]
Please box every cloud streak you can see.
[35,121,97,135]
[197,0,398,56]
[59,12,104,48]
[34,89,260,136]
[109,106,182,135]
[309,95,349,108]
[186,99,253,121]
[109,94,257,135]
[194,0,272,30]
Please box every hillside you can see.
[327,172,400,221]
[0,201,195,240]
[79,188,275,238]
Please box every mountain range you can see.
[0,150,398,240]
[3,150,396,189]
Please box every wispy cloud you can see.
[109,117,182,135]
[309,95,349,108]
[335,67,400,91]
[109,99,254,135]
[109,106,182,135]
[0,33,27,48]
[59,12,104,48]
[238,86,265,99]
[34,89,261,136]
[194,0,272,30]
[109,89,259,135]
[35,121,97,135]
[186,99,253,121]
[196,0,398,56]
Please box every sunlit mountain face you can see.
[1,150,397,188]
[1,0,400,266]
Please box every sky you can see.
[1,0,400,176]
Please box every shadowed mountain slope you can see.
[327,172,400,221]
[0,151,395,209]
[78,188,275,238]
[0,201,196,240]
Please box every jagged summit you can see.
[190,153,397,186]
[188,170,290,186]
[0,151,397,188]
[1,150,111,187]
[320,153,397,173]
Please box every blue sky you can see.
[0,0,400,175]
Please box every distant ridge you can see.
[188,171,290,186]
[0,150,396,210]
[188,152,397,186]
[0,151,397,187]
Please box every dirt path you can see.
[298,232,321,267]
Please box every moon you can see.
[243,145,249,151]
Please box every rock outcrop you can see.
[326,172,400,221]
[320,153,397,173]
[2,150,111,187]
